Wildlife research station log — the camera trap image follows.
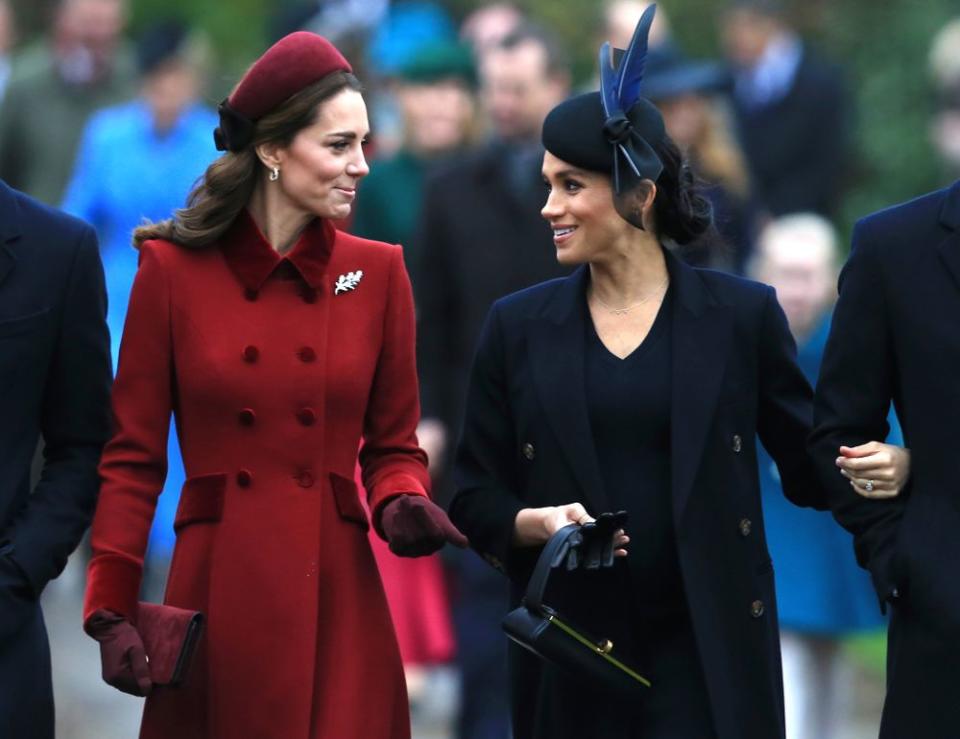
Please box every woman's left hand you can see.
[836,441,911,499]
[379,494,469,557]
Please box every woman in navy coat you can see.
[449,8,906,739]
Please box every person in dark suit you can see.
[0,178,111,739]
[414,22,570,739]
[721,0,850,218]
[450,8,905,738]
[809,180,960,738]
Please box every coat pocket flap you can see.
[329,472,369,530]
[174,473,227,532]
[0,308,50,338]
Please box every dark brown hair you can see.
[134,70,362,249]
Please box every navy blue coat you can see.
[810,180,960,738]
[0,180,111,738]
[451,250,826,739]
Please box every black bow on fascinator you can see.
[598,4,664,193]
[213,99,256,153]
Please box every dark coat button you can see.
[242,345,259,363]
[750,600,765,618]
[238,408,256,426]
[298,346,316,363]
[739,518,752,537]
[732,434,742,453]
[296,470,314,488]
[522,442,535,460]
[244,288,259,302]
[301,288,318,304]
[297,407,317,426]
[237,469,253,487]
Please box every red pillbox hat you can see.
[214,32,353,152]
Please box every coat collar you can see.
[939,179,960,230]
[935,180,960,294]
[219,209,335,292]
[0,180,22,287]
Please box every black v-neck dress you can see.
[583,288,716,737]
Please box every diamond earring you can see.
[269,166,280,182]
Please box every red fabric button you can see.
[237,469,253,487]
[242,345,259,363]
[244,288,259,302]
[297,407,317,426]
[301,288,318,304]
[238,408,256,426]
[298,346,316,363]
[296,471,314,488]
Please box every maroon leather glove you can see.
[379,495,469,557]
[85,609,153,696]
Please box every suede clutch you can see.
[137,602,204,687]
[502,525,651,693]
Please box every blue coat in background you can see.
[62,100,218,561]
[759,311,893,633]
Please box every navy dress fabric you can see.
[582,290,715,737]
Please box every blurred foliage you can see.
[8,0,959,239]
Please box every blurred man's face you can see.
[481,41,567,141]
[756,239,835,339]
[398,79,475,154]
[721,9,776,67]
[59,0,126,58]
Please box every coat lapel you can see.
[667,250,734,523]
[0,181,21,287]
[526,266,611,514]
[936,180,960,294]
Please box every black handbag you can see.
[502,524,651,692]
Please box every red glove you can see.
[379,495,469,557]
[85,609,152,696]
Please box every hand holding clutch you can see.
[85,609,152,697]
[380,495,469,557]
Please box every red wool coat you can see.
[84,212,429,739]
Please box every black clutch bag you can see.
[502,524,651,693]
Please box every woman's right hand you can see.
[513,503,629,556]
[85,610,152,696]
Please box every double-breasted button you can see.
[298,346,316,363]
[242,345,259,363]
[238,408,256,426]
[301,288,318,304]
[296,470,315,488]
[738,518,752,537]
[732,434,742,453]
[521,442,535,460]
[244,288,259,302]
[750,599,765,618]
[237,469,253,488]
[297,407,317,426]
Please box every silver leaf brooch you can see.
[334,270,363,295]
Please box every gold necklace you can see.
[590,276,668,315]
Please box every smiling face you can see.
[264,88,371,221]
[540,150,651,265]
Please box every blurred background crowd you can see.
[2,0,959,737]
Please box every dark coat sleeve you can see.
[412,176,460,423]
[808,220,904,606]
[8,224,111,594]
[449,304,526,578]
[757,286,827,510]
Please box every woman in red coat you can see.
[81,32,466,739]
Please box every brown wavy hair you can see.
[134,71,362,249]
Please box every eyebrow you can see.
[324,131,367,140]
[543,168,588,179]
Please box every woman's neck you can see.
[247,183,314,256]
[588,230,669,307]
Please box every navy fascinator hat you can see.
[542,4,665,195]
